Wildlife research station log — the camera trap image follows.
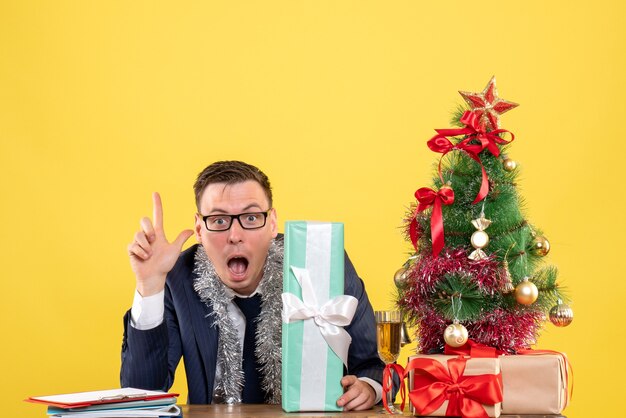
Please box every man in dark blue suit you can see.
[121,161,384,410]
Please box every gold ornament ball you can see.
[443,322,468,347]
[470,230,490,249]
[394,267,409,287]
[503,158,517,172]
[515,278,539,305]
[549,303,574,327]
[532,236,551,256]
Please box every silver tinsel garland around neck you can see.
[192,238,283,404]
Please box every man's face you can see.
[194,180,278,295]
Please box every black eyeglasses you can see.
[201,211,271,232]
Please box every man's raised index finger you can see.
[152,192,164,230]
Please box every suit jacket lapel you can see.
[184,280,219,402]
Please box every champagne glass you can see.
[375,310,402,414]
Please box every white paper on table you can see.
[32,388,172,406]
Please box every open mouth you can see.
[227,256,249,277]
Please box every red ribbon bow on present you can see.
[406,356,503,418]
[409,185,455,257]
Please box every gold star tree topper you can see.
[459,76,519,130]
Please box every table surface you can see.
[180,404,566,417]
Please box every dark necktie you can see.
[233,294,265,403]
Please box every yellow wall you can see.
[2,1,624,416]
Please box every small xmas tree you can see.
[397,77,573,354]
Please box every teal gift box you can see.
[281,221,356,412]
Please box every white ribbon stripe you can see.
[282,266,357,367]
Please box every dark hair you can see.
[193,161,273,210]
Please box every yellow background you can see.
[1,1,624,417]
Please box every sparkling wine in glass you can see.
[375,310,402,414]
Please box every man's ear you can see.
[194,213,203,243]
[269,208,278,238]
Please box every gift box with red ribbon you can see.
[499,352,570,415]
[405,354,502,418]
[443,341,572,415]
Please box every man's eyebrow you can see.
[208,203,263,215]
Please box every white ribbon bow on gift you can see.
[282,266,358,367]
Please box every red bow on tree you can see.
[409,185,455,257]
[427,134,488,204]
[426,110,515,204]
[406,356,503,418]
[435,110,515,158]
